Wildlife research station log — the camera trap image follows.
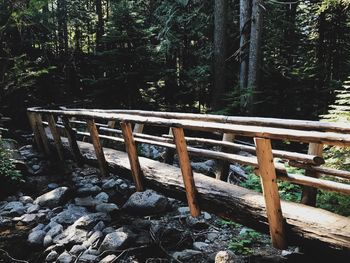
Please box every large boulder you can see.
[28,229,46,245]
[99,228,132,252]
[122,190,169,215]
[51,204,88,225]
[34,187,69,208]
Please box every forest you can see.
[0,0,349,123]
[1,0,350,262]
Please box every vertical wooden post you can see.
[27,112,44,152]
[254,137,287,249]
[34,113,51,156]
[62,116,83,165]
[215,133,235,181]
[87,119,108,177]
[301,143,323,206]
[120,121,144,191]
[172,127,201,217]
[47,114,64,161]
[164,128,175,164]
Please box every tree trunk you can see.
[247,0,264,115]
[96,0,104,52]
[239,0,251,106]
[212,0,227,111]
[57,0,68,56]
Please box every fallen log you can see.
[70,140,350,252]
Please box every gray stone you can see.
[28,230,46,245]
[43,221,59,232]
[74,213,111,230]
[122,189,169,215]
[1,201,25,216]
[77,186,101,196]
[177,207,190,214]
[193,241,210,251]
[48,183,59,189]
[45,250,58,262]
[34,187,69,208]
[99,255,117,263]
[27,204,40,213]
[95,203,119,213]
[75,196,99,207]
[172,249,202,260]
[99,229,131,252]
[93,221,105,232]
[32,164,40,170]
[15,213,38,224]
[102,227,115,235]
[31,223,45,233]
[102,179,117,190]
[19,196,33,204]
[95,192,109,203]
[215,250,236,263]
[57,251,75,263]
[78,253,99,262]
[70,244,87,255]
[43,234,53,247]
[51,205,88,225]
[207,231,219,242]
[52,206,63,213]
[0,216,11,227]
[53,225,88,246]
[47,224,63,238]
[186,215,210,230]
[84,231,103,248]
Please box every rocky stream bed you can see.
[0,144,324,263]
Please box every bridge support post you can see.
[254,137,287,249]
[172,127,201,217]
[47,114,64,161]
[87,119,108,177]
[120,121,144,191]
[216,133,235,181]
[27,112,44,153]
[34,113,51,156]
[62,116,83,166]
[301,143,323,206]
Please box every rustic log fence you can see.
[27,107,350,251]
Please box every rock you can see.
[31,223,45,232]
[99,229,131,252]
[48,183,59,189]
[74,213,111,230]
[53,225,88,246]
[27,204,40,213]
[77,186,101,196]
[95,203,119,213]
[34,187,69,208]
[95,192,109,203]
[99,255,117,263]
[32,164,40,171]
[186,215,210,230]
[75,196,99,207]
[215,250,236,263]
[28,230,46,245]
[69,245,86,255]
[84,231,103,248]
[51,204,88,225]
[70,244,87,255]
[19,196,33,204]
[1,201,25,216]
[15,213,38,224]
[102,227,115,235]
[178,207,190,214]
[122,190,169,215]
[193,241,210,251]
[43,235,53,247]
[0,216,11,227]
[102,179,118,190]
[47,224,63,238]
[172,249,202,260]
[46,250,59,262]
[207,231,219,242]
[52,206,63,213]
[78,253,99,262]
[93,221,105,232]
[57,251,75,263]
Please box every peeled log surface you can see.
[70,140,350,251]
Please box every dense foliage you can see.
[0,0,349,123]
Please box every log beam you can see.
[47,114,64,161]
[27,112,44,152]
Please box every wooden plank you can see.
[215,133,235,181]
[301,143,323,206]
[47,114,64,161]
[87,119,108,177]
[255,137,287,249]
[172,127,201,217]
[34,113,51,156]
[27,112,44,152]
[120,121,144,191]
[62,116,83,165]
[27,108,350,147]
[69,140,350,251]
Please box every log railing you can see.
[27,107,350,250]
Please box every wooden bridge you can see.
[26,107,350,252]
